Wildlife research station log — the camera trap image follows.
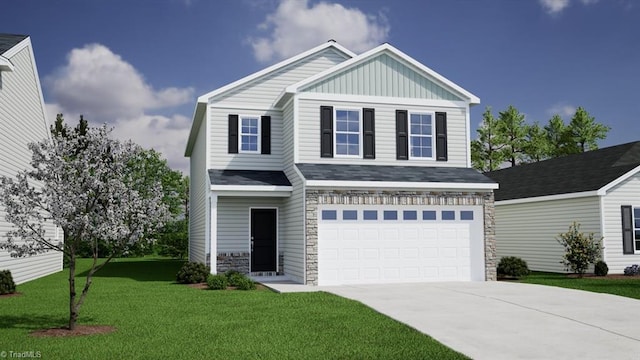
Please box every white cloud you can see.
[45,44,194,173]
[249,0,389,62]
[547,103,577,117]
[539,0,598,15]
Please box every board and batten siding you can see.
[302,53,462,101]
[495,196,601,273]
[0,43,62,284]
[602,173,640,274]
[296,98,468,167]
[214,48,350,107]
[188,116,207,264]
[216,197,284,253]
[208,107,284,170]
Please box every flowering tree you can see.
[0,117,168,330]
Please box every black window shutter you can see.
[435,112,448,161]
[228,114,238,154]
[261,115,271,154]
[622,205,634,254]
[363,108,375,159]
[320,106,333,158]
[396,110,408,160]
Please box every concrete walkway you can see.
[321,281,640,360]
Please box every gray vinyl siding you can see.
[0,44,62,284]
[303,53,462,101]
[214,48,349,107]
[209,107,284,170]
[280,99,305,282]
[495,196,601,273]
[297,98,468,167]
[188,116,207,264]
[602,173,640,274]
[216,197,284,253]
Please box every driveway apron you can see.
[322,281,640,360]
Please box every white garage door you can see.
[317,205,485,286]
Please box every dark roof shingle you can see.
[0,34,27,55]
[296,163,496,184]
[485,141,640,201]
[208,169,291,186]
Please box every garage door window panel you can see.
[343,210,358,220]
[442,211,455,220]
[460,211,474,220]
[403,210,417,220]
[322,210,337,220]
[423,211,437,220]
[383,211,398,220]
[363,210,378,220]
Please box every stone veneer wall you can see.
[216,252,250,274]
[304,190,496,285]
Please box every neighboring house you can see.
[0,34,62,284]
[185,41,498,286]
[485,141,640,274]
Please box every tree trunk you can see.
[68,251,77,330]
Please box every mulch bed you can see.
[30,325,116,337]
[0,292,22,298]
[566,273,635,280]
[186,282,268,291]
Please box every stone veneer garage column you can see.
[305,190,497,285]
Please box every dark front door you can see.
[251,208,277,272]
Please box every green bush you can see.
[156,219,188,259]
[497,256,530,278]
[206,274,228,290]
[0,270,16,295]
[557,222,603,277]
[235,276,256,291]
[594,260,609,276]
[176,262,210,284]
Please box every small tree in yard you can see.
[0,116,168,331]
[557,222,603,277]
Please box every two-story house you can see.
[0,34,62,284]
[185,41,498,286]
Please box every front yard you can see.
[520,272,640,300]
[0,258,467,359]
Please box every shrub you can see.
[206,274,228,290]
[594,260,609,276]
[227,273,247,287]
[0,270,16,295]
[176,262,210,284]
[497,256,530,278]
[624,264,639,276]
[234,276,256,291]
[556,222,603,277]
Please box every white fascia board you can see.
[0,56,14,71]
[296,92,468,109]
[495,190,600,206]
[285,43,480,104]
[185,101,207,156]
[196,41,355,102]
[597,164,640,195]
[304,180,498,191]
[210,185,292,196]
[207,103,276,111]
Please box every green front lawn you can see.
[1,258,467,359]
[519,272,640,300]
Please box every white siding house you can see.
[486,142,640,274]
[0,34,62,284]
[185,41,498,286]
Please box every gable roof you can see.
[485,141,640,201]
[0,34,27,55]
[278,43,480,105]
[208,169,291,186]
[296,163,496,189]
[185,41,355,156]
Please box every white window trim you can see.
[333,108,363,158]
[633,206,640,254]
[408,110,435,161]
[239,115,261,154]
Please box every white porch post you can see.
[209,192,218,274]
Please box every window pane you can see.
[347,134,359,145]
[634,208,640,218]
[348,120,359,132]
[336,120,348,132]
[343,210,357,220]
[635,230,640,240]
[348,144,359,155]
[442,211,455,220]
[336,110,349,120]
[322,210,337,220]
[423,211,436,220]
[403,210,417,220]
[383,210,397,220]
[461,211,474,220]
[336,144,348,155]
[636,240,640,251]
[635,219,640,229]
[336,133,347,143]
[363,210,377,220]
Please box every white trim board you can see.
[294,92,468,109]
[495,190,600,206]
[305,180,498,191]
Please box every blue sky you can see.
[2,0,638,173]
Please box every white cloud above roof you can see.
[249,0,389,62]
[539,0,598,15]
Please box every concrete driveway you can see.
[322,281,640,360]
